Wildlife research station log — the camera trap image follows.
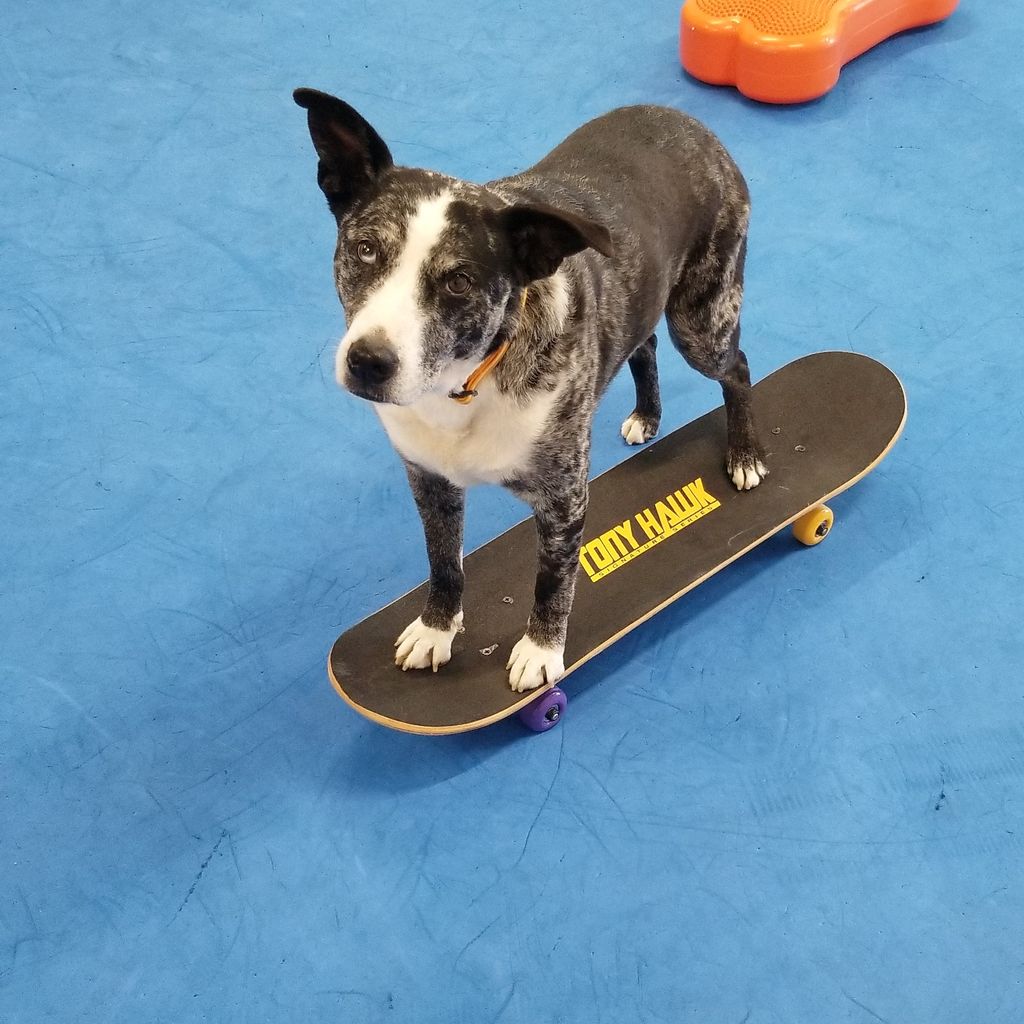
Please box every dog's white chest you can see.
[376,385,559,487]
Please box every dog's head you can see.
[294,88,613,405]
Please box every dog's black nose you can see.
[346,335,398,388]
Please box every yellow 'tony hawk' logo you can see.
[579,477,720,582]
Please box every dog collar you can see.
[449,288,528,404]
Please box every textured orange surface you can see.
[695,0,840,34]
[680,0,959,103]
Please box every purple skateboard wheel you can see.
[518,687,567,732]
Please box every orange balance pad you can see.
[680,0,958,104]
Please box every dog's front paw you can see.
[727,448,769,491]
[621,411,659,446]
[394,612,463,673]
[506,635,565,693]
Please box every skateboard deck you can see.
[329,351,906,734]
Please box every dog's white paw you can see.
[728,456,769,492]
[394,612,463,673]
[506,635,565,693]
[620,412,658,446]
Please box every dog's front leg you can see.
[506,472,588,692]
[394,462,465,672]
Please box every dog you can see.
[295,89,767,692]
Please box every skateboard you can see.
[328,351,906,735]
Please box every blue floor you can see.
[3,2,1021,1021]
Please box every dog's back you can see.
[492,106,750,385]
[500,109,746,281]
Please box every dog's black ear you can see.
[499,202,614,282]
[293,88,393,216]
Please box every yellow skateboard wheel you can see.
[793,505,834,546]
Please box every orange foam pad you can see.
[680,0,958,104]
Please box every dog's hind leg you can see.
[621,334,662,445]
[665,231,767,491]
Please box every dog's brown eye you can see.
[356,240,377,264]
[446,271,472,296]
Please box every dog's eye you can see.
[356,240,378,264]
[446,271,473,296]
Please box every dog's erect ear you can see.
[499,202,614,282]
[293,88,393,216]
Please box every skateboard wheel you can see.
[793,505,834,546]
[518,687,567,733]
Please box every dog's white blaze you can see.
[336,190,454,396]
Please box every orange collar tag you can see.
[449,288,529,404]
